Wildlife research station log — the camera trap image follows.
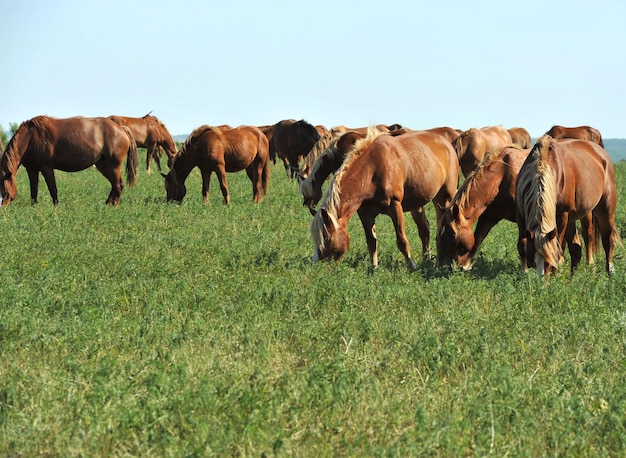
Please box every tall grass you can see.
[1,159,625,456]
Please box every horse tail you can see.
[123,126,138,187]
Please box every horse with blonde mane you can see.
[515,135,618,275]
[163,125,269,204]
[545,125,604,147]
[437,145,531,270]
[108,113,177,173]
[1,116,138,206]
[310,128,459,271]
[452,126,513,177]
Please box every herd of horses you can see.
[0,114,619,277]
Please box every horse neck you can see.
[1,125,31,175]
[456,167,501,225]
[324,158,370,222]
[171,147,197,182]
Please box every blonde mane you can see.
[516,135,560,267]
[301,126,346,174]
[310,127,386,254]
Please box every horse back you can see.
[209,125,267,172]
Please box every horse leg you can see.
[215,166,230,204]
[145,142,156,174]
[564,221,582,273]
[246,163,262,203]
[389,200,416,271]
[594,205,617,274]
[40,166,59,205]
[201,171,211,204]
[26,167,40,204]
[95,158,123,205]
[466,216,498,270]
[580,212,595,265]
[357,209,378,269]
[409,207,430,261]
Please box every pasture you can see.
[1,157,626,456]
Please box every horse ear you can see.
[547,228,557,241]
[451,203,460,219]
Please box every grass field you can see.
[1,156,626,456]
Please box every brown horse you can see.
[507,127,532,148]
[272,119,322,178]
[426,126,463,144]
[0,116,138,206]
[452,126,513,177]
[310,128,459,271]
[163,125,269,204]
[437,146,531,270]
[299,127,413,214]
[545,125,604,146]
[108,113,177,173]
[515,135,618,275]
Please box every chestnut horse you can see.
[545,125,604,147]
[515,135,618,275]
[437,146,531,270]
[507,127,532,148]
[0,116,138,206]
[163,125,269,204]
[272,119,321,178]
[299,127,415,214]
[310,129,459,271]
[108,113,177,173]
[452,126,513,177]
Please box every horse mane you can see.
[452,128,472,157]
[516,135,560,267]
[301,126,346,173]
[1,117,50,175]
[178,125,214,156]
[319,127,386,219]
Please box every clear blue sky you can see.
[2,0,625,138]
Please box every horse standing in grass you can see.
[163,125,269,204]
[272,119,321,178]
[310,129,459,271]
[437,146,531,270]
[545,125,604,147]
[108,113,178,173]
[515,135,618,275]
[0,116,138,206]
[452,126,513,177]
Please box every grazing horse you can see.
[452,126,513,177]
[299,127,412,214]
[0,116,138,206]
[108,113,177,173]
[507,127,532,148]
[437,146,531,270]
[515,135,618,275]
[272,119,321,178]
[545,125,604,147]
[310,128,459,271]
[163,125,269,204]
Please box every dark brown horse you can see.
[272,119,321,178]
[515,135,618,275]
[163,125,270,204]
[108,113,177,173]
[310,129,459,271]
[0,116,138,206]
[545,125,604,146]
[452,126,513,177]
[437,146,531,269]
[507,127,532,148]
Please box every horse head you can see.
[436,203,474,269]
[162,170,186,202]
[0,170,17,206]
[311,208,350,262]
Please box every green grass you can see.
[1,159,626,456]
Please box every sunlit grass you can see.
[1,160,625,456]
